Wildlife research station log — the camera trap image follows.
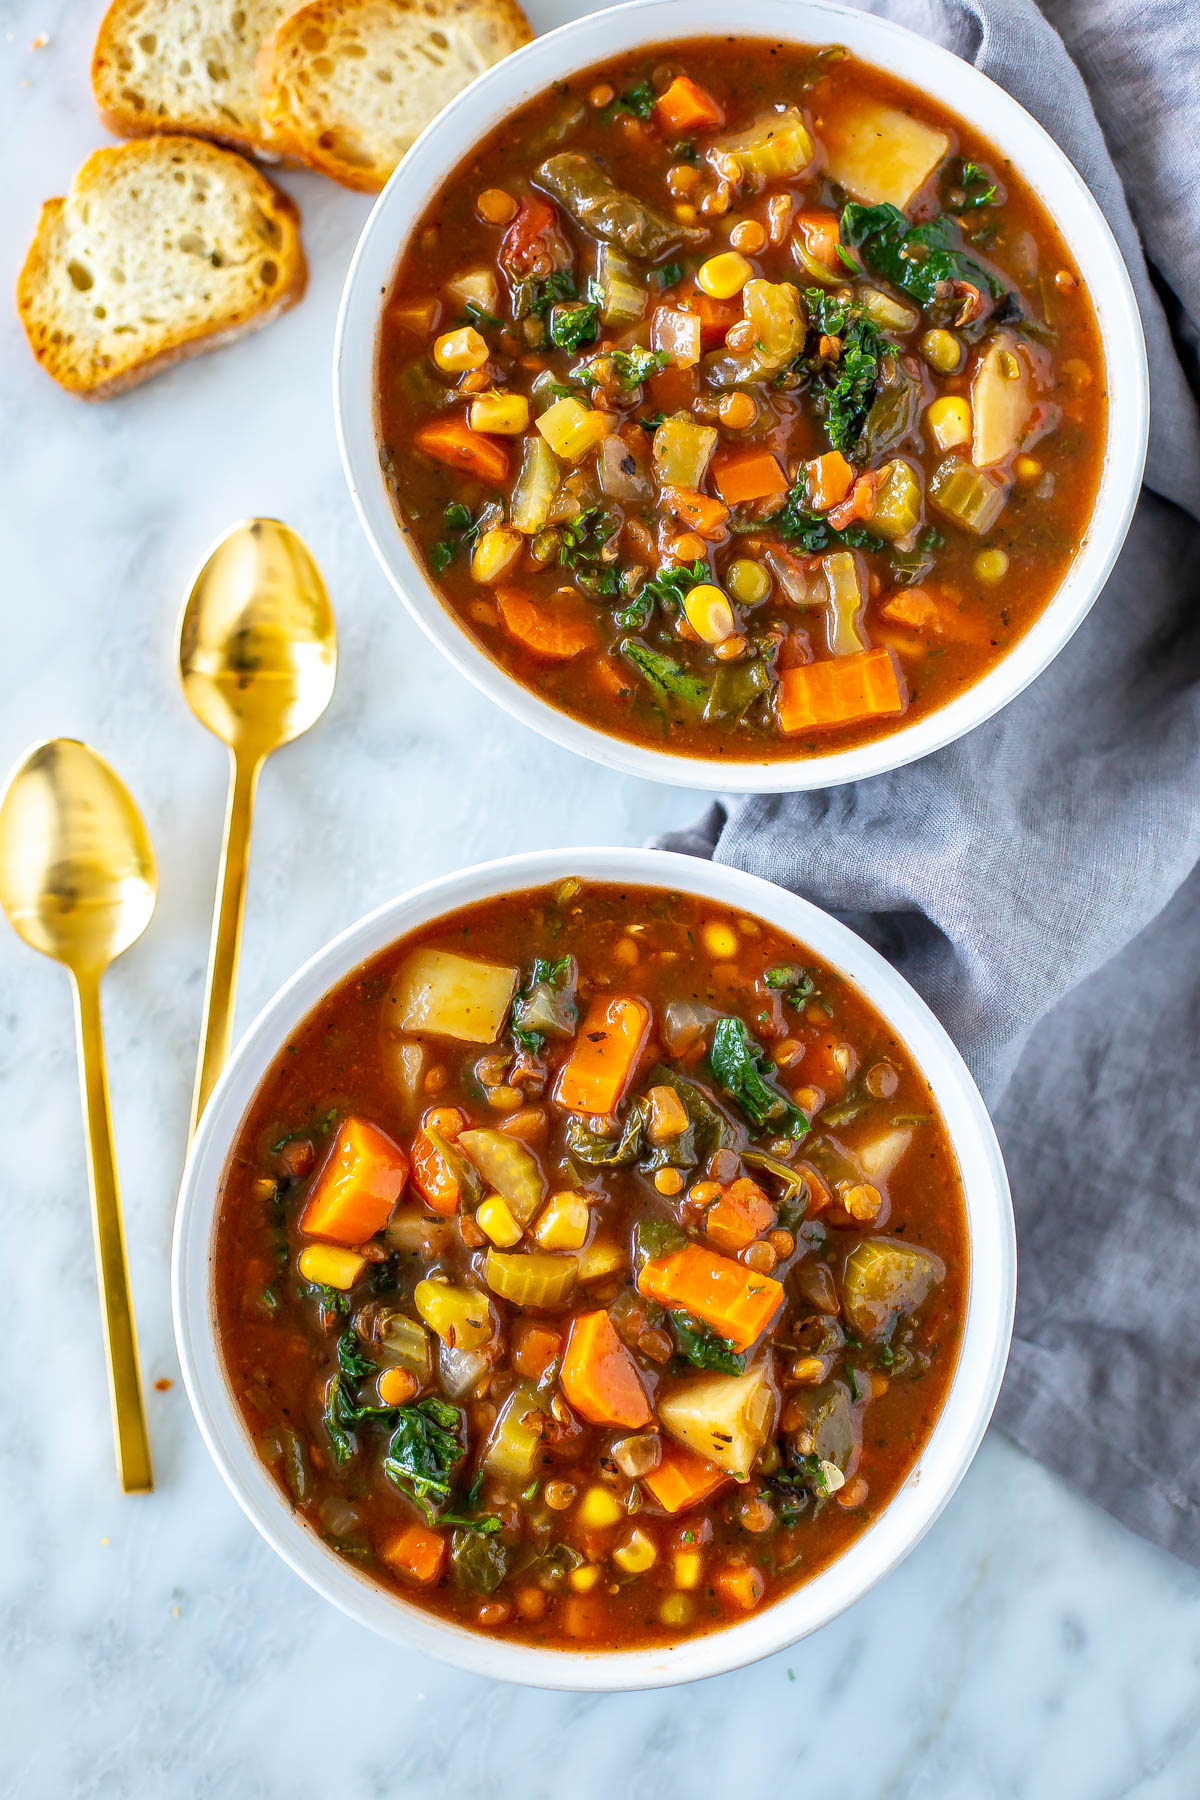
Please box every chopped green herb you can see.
[670,1311,747,1375]
[611,346,670,389]
[655,260,684,287]
[617,80,657,120]
[549,300,601,351]
[840,201,1010,313]
[764,963,817,1009]
[619,638,710,714]
[382,1396,467,1517]
[459,299,502,331]
[709,1017,809,1139]
[615,557,708,632]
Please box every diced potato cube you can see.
[413,1278,493,1349]
[970,331,1034,467]
[386,948,518,1044]
[469,392,530,436]
[445,268,499,315]
[536,396,608,462]
[471,525,523,584]
[657,1366,775,1476]
[653,416,718,489]
[652,306,702,368]
[821,96,950,210]
[927,396,971,452]
[577,1237,626,1284]
[854,1125,913,1180]
[531,1189,591,1251]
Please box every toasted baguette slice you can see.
[92,0,293,155]
[258,0,533,192]
[17,138,305,399]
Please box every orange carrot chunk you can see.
[561,1310,652,1428]
[703,1177,776,1253]
[414,417,510,484]
[410,1130,461,1216]
[715,1559,766,1611]
[496,587,598,661]
[555,996,651,1115]
[637,1244,784,1352]
[777,647,906,734]
[687,288,742,346]
[643,1442,730,1513]
[300,1118,409,1245]
[805,450,855,512]
[380,1520,447,1586]
[661,486,731,539]
[512,1321,564,1382]
[655,75,726,134]
[712,449,788,507]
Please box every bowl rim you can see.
[172,846,1016,1691]
[333,0,1148,794]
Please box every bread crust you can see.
[257,0,533,192]
[16,137,306,399]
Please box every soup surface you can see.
[377,38,1105,761]
[216,881,966,1649]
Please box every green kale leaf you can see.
[709,1016,810,1139]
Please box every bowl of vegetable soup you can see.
[173,847,1014,1688]
[335,0,1146,790]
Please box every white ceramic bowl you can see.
[334,0,1148,793]
[173,846,1015,1689]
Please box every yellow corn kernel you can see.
[470,526,523,585]
[535,396,608,462]
[568,1563,601,1592]
[660,1593,695,1628]
[920,328,963,373]
[476,1193,524,1248]
[613,1528,658,1574]
[702,921,739,961]
[926,395,971,451]
[673,1549,704,1590]
[682,583,735,645]
[297,1244,366,1290]
[578,1485,624,1529]
[646,1084,690,1144]
[974,548,1010,583]
[532,1189,591,1252]
[576,1237,625,1283]
[697,251,754,299]
[413,1278,492,1349]
[469,391,530,435]
[433,326,489,372]
[1014,454,1043,483]
[726,558,771,605]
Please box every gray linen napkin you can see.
[657,0,1200,1562]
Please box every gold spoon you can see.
[0,739,156,1493]
[179,519,336,1138]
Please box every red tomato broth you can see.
[214,881,967,1649]
[376,39,1105,762]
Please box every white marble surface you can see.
[2,4,1199,1795]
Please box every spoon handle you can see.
[189,748,261,1138]
[72,969,153,1494]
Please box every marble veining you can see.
[1,4,1198,1794]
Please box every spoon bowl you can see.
[0,737,156,973]
[179,518,337,756]
[0,738,156,1492]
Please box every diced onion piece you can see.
[821,96,950,210]
[970,331,1033,467]
[484,1250,579,1307]
[597,244,646,325]
[854,1125,913,1180]
[598,433,652,502]
[381,1034,425,1118]
[509,433,560,535]
[438,1341,489,1398]
[386,948,518,1044]
[445,267,499,314]
[483,1381,546,1480]
[652,306,702,368]
[377,1310,432,1378]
